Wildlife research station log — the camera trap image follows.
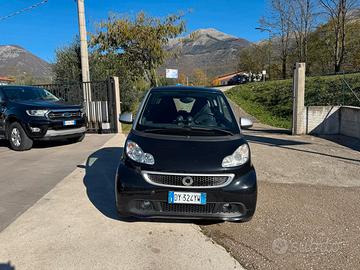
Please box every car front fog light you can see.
[30,127,41,133]
[222,144,249,168]
[126,140,155,165]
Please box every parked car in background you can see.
[0,86,86,151]
[228,75,249,85]
[116,86,257,222]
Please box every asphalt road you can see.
[0,134,113,232]
[0,135,243,270]
[214,85,236,92]
[201,123,360,270]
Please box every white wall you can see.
[305,106,360,140]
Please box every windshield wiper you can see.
[143,128,186,134]
[143,127,234,136]
[187,127,234,136]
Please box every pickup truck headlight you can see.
[26,110,49,117]
[80,107,86,117]
[126,140,155,165]
[222,144,249,168]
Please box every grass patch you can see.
[121,123,132,134]
[226,73,360,129]
[228,91,292,129]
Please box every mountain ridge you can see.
[0,45,52,82]
[163,28,251,80]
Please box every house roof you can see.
[213,72,243,82]
[0,76,15,82]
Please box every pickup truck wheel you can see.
[69,133,85,144]
[8,122,33,151]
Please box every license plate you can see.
[168,191,206,205]
[63,120,76,126]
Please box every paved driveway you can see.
[202,123,360,270]
[0,134,113,232]
[0,134,243,270]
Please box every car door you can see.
[0,89,6,137]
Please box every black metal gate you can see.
[32,78,117,133]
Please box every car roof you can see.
[150,86,222,94]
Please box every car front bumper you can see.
[24,117,86,140]
[115,162,257,222]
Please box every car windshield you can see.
[2,87,59,102]
[136,90,239,136]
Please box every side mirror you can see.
[240,118,253,129]
[119,112,133,124]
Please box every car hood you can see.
[11,100,81,110]
[127,131,249,173]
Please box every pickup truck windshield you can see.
[2,87,59,102]
[136,90,239,136]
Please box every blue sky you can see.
[0,0,269,62]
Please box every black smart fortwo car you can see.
[116,86,257,222]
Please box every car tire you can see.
[69,133,85,143]
[8,122,33,151]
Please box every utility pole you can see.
[77,0,91,102]
[255,27,272,81]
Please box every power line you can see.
[0,0,49,22]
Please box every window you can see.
[137,91,239,136]
[2,87,59,102]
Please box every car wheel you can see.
[8,122,33,151]
[69,133,85,143]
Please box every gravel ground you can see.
[201,123,360,270]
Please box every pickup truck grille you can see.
[47,110,82,120]
[142,172,234,188]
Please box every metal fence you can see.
[32,79,117,133]
[305,72,360,107]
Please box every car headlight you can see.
[126,140,155,165]
[26,110,49,117]
[222,144,249,168]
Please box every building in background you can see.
[0,76,15,85]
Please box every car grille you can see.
[142,172,234,188]
[47,110,82,120]
[133,200,245,217]
[160,202,216,214]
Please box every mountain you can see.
[0,45,52,82]
[163,28,251,80]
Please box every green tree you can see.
[90,12,185,87]
[238,44,268,74]
[52,38,142,111]
[53,39,82,83]
[192,68,208,86]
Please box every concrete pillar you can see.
[292,63,306,135]
[111,76,122,134]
